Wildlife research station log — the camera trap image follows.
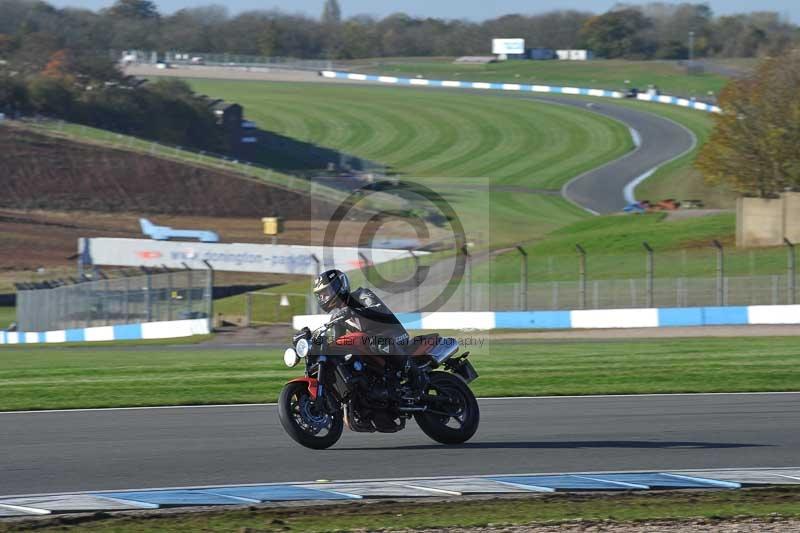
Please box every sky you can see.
[49,0,800,23]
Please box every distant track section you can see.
[534,97,696,213]
[320,70,722,113]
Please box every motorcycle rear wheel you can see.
[414,371,480,445]
[278,381,343,450]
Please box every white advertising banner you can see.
[81,238,418,275]
[492,38,525,55]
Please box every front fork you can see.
[315,355,327,403]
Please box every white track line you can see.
[1,391,798,415]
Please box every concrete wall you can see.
[736,193,800,247]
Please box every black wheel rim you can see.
[427,382,469,430]
[290,389,334,437]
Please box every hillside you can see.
[0,123,333,219]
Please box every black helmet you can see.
[313,269,350,312]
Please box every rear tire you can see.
[278,381,343,450]
[414,372,479,445]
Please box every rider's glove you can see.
[330,307,349,324]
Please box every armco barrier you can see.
[0,318,210,345]
[321,71,722,114]
[293,305,800,331]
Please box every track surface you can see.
[127,66,696,214]
[532,96,695,213]
[2,393,797,497]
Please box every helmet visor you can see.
[314,283,339,308]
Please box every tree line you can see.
[0,0,224,150]
[697,50,800,198]
[0,0,797,61]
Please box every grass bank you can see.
[1,336,798,411]
[186,80,633,189]
[8,487,800,532]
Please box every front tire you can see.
[278,381,343,450]
[415,372,479,445]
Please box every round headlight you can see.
[283,348,300,368]
[296,338,310,358]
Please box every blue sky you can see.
[52,0,800,22]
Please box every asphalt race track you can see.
[1,393,797,497]
[532,96,696,214]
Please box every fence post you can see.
[516,246,528,311]
[358,252,372,286]
[185,267,194,315]
[462,245,471,312]
[310,254,321,278]
[145,271,153,322]
[785,239,796,305]
[203,260,214,329]
[245,292,253,327]
[643,242,654,308]
[409,250,421,312]
[576,244,587,310]
[712,240,725,306]
[124,277,130,323]
[167,270,173,322]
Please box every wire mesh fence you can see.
[310,244,800,313]
[16,271,212,332]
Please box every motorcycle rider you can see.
[312,269,423,391]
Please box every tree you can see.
[42,49,72,78]
[696,51,800,197]
[106,0,159,20]
[321,0,341,25]
[28,75,74,116]
[580,8,653,58]
[0,75,30,114]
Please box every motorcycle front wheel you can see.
[278,381,343,450]
[414,371,480,445]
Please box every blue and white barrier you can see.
[293,304,800,331]
[635,92,721,113]
[0,319,210,346]
[320,70,721,114]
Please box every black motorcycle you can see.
[278,317,480,449]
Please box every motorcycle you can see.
[278,316,480,449]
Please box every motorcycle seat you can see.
[411,333,440,357]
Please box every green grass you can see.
[13,488,800,533]
[0,306,14,329]
[186,80,633,188]
[184,80,636,245]
[214,291,308,323]
[357,58,731,98]
[1,336,798,411]
[479,212,795,283]
[350,60,733,208]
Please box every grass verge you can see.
[8,487,800,532]
[0,306,15,329]
[1,336,798,411]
